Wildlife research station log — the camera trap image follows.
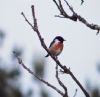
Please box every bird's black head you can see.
[54,36,66,42]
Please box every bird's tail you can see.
[45,54,49,57]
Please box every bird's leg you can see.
[55,56,58,60]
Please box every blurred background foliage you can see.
[0,30,100,97]
[86,79,100,97]
[0,30,49,97]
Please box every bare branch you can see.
[55,15,65,18]
[13,51,64,96]
[97,29,100,35]
[73,89,78,97]
[56,64,68,97]
[53,0,100,35]
[21,12,34,29]
[81,0,84,5]
[21,5,90,97]
[64,0,76,14]
[53,0,77,21]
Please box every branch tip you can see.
[56,64,68,97]
[73,89,78,97]
[81,0,84,5]
[31,5,34,9]
[96,30,100,35]
[21,12,23,15]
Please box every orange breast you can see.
[49,42,63,56]
[54,42,63,51]
[50,42,63,52]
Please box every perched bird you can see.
[45,36,66,57]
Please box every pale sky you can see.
[0,0,100,97]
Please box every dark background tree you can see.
[0,30,49,97]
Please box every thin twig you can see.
[81,0,84,5]
[55,15,65,18]
[13,51,64,96]
[56,64,68,97]
[21,12,34,29]
[64,0,76,14]
[73,89,78,97]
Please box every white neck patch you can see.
[55,39,60,44]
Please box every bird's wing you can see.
[49,40,55,48]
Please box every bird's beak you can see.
[64,39,66,41]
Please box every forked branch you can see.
[53,0,100,35]
[56,64,68,97]
[13,51,64,96]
